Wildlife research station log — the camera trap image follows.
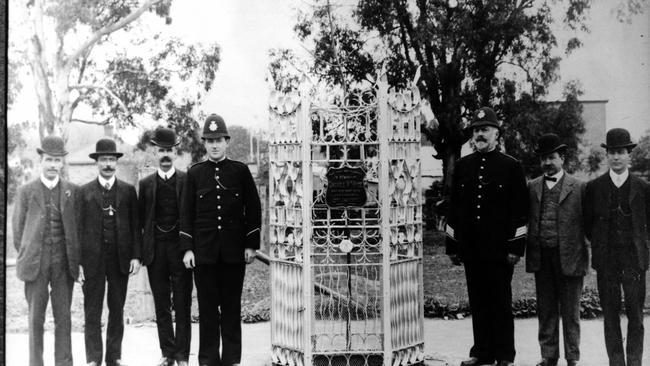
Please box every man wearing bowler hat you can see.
[584,128,650,366]
[180,114,261,366]
[12,136,82,366]
[526,134,588,366]
[77,138,142,366]
[138,127,192,366]
[446,107,528,366]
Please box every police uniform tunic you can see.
[179,157,261,365]
[445,148,528,364]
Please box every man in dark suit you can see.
[12,136,82,366]
[584,128,650,366]
[446,107,529,366]
[526,134,588,366]
[180,114,261,366]
[77,138,142,366]
[138,127,192,366]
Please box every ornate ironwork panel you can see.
[269,74,424,366]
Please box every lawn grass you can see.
[5,227,650,332]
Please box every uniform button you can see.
[480,166,484,169]
[477,205,481,209]
[218,225,222,229]
[216,186,220,189]
[479,176,483,179]
[217,206,221,209]
[478,195,482,199]
[218,216,221,220]
[216,175,220,179]
[482,158,486,161]
[478,185,482,189]
[477,216,481,220]
[215,167,220,171]
[217,196,221,199]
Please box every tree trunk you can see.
[28,0,56,142]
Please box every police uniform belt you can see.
[155,221,179,233]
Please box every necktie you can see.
[543,175,557,182]
[104,183,111,191]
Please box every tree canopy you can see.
[287,0,598,189]
[631,131,650,174]
[8,0,220,155]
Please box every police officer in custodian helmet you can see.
[179,114,261,366]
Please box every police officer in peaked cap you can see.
[179,114,262,366]
[445,107,529,366]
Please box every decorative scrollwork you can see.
[270,72,424,366]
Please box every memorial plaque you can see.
[325,166,367,207]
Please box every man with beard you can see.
[445,107,528,366]
[584,128,649,366]
[180,114,261,366]
[526,134,587,366]
[12,136,82,366]
[77,138,141,366]
[138,127,191,366]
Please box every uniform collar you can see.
[40,174,60,190]
[609,168,629,188]
[475,147,499,160]
[98,175,116,190]
[157,166,176,180]
[207,157,228,166]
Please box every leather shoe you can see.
[460,357,494,366]
[177,361,188,366]
[107,360,128,366]
[535,359,558,366]
[566,361,579,366]
[497,362,514,366]
[155,358,175,366]
[87,362,99,366]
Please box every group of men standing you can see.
[11,104,649,366]
[446,107,649,366]
[12,114,261,366]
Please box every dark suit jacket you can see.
[12,179,80,281]
[584,172,650,271]
[526,173,589,276]
[138,170,187,266]
[77,178,142,278]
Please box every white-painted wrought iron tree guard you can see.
[269,72,424,366]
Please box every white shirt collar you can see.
[544,169,564,189]
[98,175,116,190]
[157,166,176,180]
[40,174,60,190]
[609,169,629,188]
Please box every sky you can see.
[7,0,650,145]
[166,0,649,137]
[166,0,305,133]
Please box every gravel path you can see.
[6,317,650,365]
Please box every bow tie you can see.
[544,176,557,182]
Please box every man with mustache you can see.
[180,114,261,366]
[446,107,528,366]
[584,128,649,366]
[77,138,142,366]
[12,136,82,366]
[138,127,191,366]
[526,134,587,366]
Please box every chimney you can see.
[104,123,115,137]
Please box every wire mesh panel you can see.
[385,80,425,365]
[269,73,424,366]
